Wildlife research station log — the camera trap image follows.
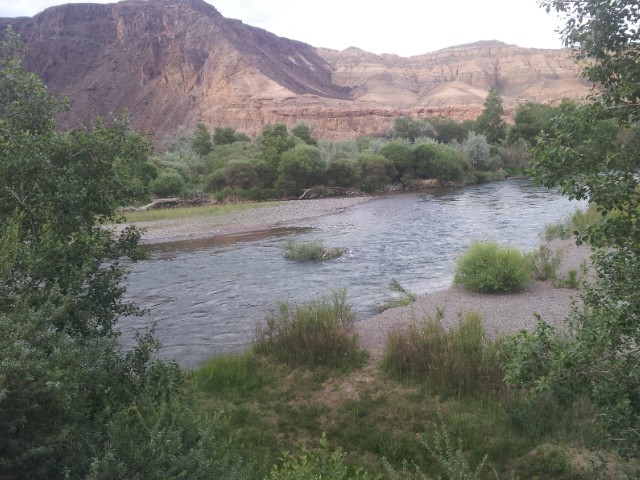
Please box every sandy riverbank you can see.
[118,195,590,359]
[356,238,590,359]
[123,196,377,244]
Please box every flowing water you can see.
[120,180,585,369]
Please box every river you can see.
[119,180,585,369]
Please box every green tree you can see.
[191,122,213,156]
[507,101,559,145]
[149,169,185,197]
[260,123,296,184]
[276,144,326,195]
[291,122,318,146]
[0,29,246,479]
[429,117,475,144]
[505,0,640,450]
[326,155,362,188]
[358,152,397,191]
[213,126,245,145]
[379,140,414,180]
[463,131,491,170]
[392,115,422,142]
[475,87,506,144]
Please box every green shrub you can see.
[381,310,504,398]
[528,244,562,280]
[453,241,532,293]
[283,239,344,261]
[269,436,371,480]
[149,170,185,197]
[254,290,367,370]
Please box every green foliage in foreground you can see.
[255,290,367,370]
[522,0,640,450]
[283,239,345,261]
[453,241,532,293]
[382,310,504,398]
[0,29,248,479]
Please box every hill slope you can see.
[1,0,591,144]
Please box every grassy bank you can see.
[189,293,638,479]
[119,201,280,223]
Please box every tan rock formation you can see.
[1,0,592,146]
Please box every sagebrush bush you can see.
[528,244,562,280]
[254,289,366,370]
[453,241,532,293]
[381,310,504,398]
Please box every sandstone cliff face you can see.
[1,0,591,145]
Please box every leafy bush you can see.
[358,152,397,191]
[276,144,326,195]
[254,290,367,370]
[381,310,504,398]
[283,239,344,261]
[463,131,491,170]
[453,241,532,293]
[269,436,371,480]
[326,157,362,188]
[528,244,562,280]
[149,169,185,197]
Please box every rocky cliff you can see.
[1,0,591,146]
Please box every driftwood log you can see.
[119,198,180,212]
[298,186,362,200]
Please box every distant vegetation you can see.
[135,93,564,203]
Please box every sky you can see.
[0,0,567,56]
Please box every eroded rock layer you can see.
[1,0,591,144]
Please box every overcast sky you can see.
[0,0,567,56]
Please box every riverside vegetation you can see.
[3,0,640,476]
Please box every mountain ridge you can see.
[0,0,591,145]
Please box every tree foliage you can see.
[475,87,506,144]
[192,122,213,156]
[0,29,247,479]
[505,0,640,450]
[277,144,326,195]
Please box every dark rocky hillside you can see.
[1,0,591,144]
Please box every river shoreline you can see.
[119,193,590,360]
[125,196,378,244]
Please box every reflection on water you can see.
[120,180,585,369]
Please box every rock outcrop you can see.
[1,0,592,146]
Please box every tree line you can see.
[145,88,563,201]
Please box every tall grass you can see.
[254,289,367,370]
[192,352,270,398]
[543,203,602,241]
[283,239,345,261]
[382,310,504,398]
[453,241,532,293]
[381,278,417,310]
[528,244,562,280]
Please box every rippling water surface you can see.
[120,180,585,368]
